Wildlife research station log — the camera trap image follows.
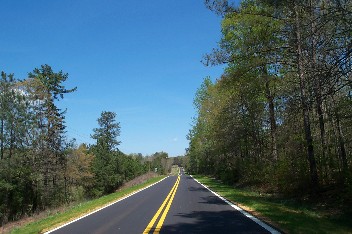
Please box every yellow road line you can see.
[153,177,180,233]
[143,176,180,234]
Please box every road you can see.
[49,170,278,234]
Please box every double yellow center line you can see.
[143,176,180,234]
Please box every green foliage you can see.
[195,175,352,234]
[0,66,77,224]
[0,67,158,227]
[90,111,122,195]
[89,112,149,196]
[11,176,165,234]
[120,154,146,181]
[65,144,94,201]
[28,64,77,100]
[145,151,170,175]
[91,111,121,152]
[189,0,352,203]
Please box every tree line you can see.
[0,65,174,225]
[187,0,351,198]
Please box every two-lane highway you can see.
[49,170,278,233]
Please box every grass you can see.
[11,176,165,234]
[194,175,352,234]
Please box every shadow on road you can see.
[188,186,208,192]
[160,210,270,234]
[198,195,228,205]
[183,176,194,180]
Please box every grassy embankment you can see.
[193,175,352,234]
[11,176,165,234]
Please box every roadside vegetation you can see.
[186,0,351,232]
[187,0,352,211]
[195,175,352,234]
[10,175,164,234]
[0,65,184,229]
[2,0,351,232]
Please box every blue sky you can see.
[1,0,226,156]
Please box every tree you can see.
[91,111,121,195]
[27,64,77,208]
[0,72,31,224]
[149,152,169,174]
[189,0,352,195]
[0,65,77,223]
[65,144,94,201]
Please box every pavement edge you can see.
[45,176,169,234]
[190,175,280,234]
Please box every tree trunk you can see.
[310,0,327,182]
[336,117,348,172]
[263,69,278,161]
[315,92,327,177]
[9,122,14,159]
[0,118,3,160]
[334,106,348,176]
[295,2,319,189]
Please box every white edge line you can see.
[45,176,169,234]
[190,175,280,234]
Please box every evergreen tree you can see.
[91,111,122,195]
[27,64,77,208]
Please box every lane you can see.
[160,170,274,233]
[49,169,278,234]
[143,175,180,233]
[50,176,178,234]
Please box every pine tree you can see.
[91,111,122,195]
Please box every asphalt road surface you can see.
[49,170,278,234]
